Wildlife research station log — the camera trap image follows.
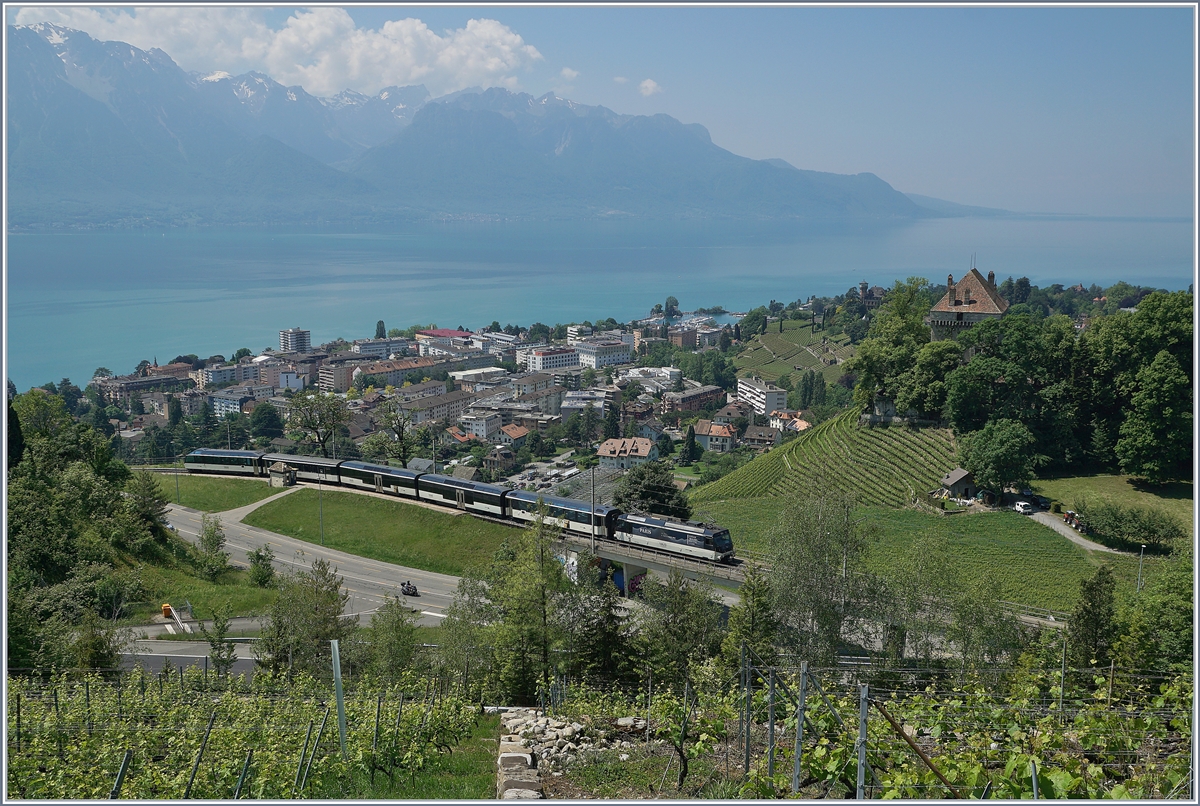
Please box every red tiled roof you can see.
[930,268,1009,316]
[596,437,655,458]
[500,424,530,439]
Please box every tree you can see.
[681,425,699,463]
[249,402,285,440]
[254,558,355,677]
[656,432,674,458]
[167,396,183,428]
[196,514,229,581]
[717,563,777,676]
[767,481,872,665]
[375,319,387,339]
[369,595,419,681]
[232,347,252,362]
[488,512,572,703]
[7,398,25,469]
[247,545,276,588]
[70,611,124,672]
[199,607,238,678]
[959,418,1037,496]
[636,569,724,685]
[372,396,415,467]
[612,460,691,519]
[287,390,349,457]
[125,470,169,528]
[719,328,732,352]
[93,367,113,379]
[1069,566,1117,668]
[665,296,680,317]
[603,401,621,439]
[12,389,72,440]
[1114,542,1192,671]
[1115,350,1193,482]
[557,552,633,685]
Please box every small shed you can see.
[268,461,296,488]
[940,467,975,499]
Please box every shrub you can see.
[1051,501,1062,514]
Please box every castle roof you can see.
[931,268,1009,316]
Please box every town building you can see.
[94,374,189,406]
[192,362,261,390]
[668,328,698,350]
[511,373,553,396]
[279,327,311,353]
[561,389,608,419]
[596,437,659,469]
[145,362,195,381]
[484,446,517,475]
[350,337,409,359]
[928,268,1009,341]
[317,362,366,394]
[742,425,783,449]
[402,389,477,425]
[575,338,632,369]
[859,281,887,311]
[525,347,580,372]
[497,424,530,450]
[348,357,445,388]
[692,420,736,453]
[398,380,449,401]
[208,391,254,418]
[176,389,210,416]
[459,411,503,441]
[737,377,788,416]
[566,325,593,342]
[516,386,567,416]
[660,384,726,413]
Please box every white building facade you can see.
[737,377,788,416]
[575,338,632,369]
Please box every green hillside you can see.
[733,319,853,383]
[691,409,957,508]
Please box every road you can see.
[165,487,461,626]
[1031,511,1124,554]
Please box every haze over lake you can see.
[5,215,1193,391]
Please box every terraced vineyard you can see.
[733,320,851,382]
[691,409,956,508]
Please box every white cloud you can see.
[639,78,661,96]
[613,76,628,84]
[13,7,543,97]
[559,67,579,81]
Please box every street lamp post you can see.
[318,474,325,546]
[1137,544,1146,592]
[170,441,180,504]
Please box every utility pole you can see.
[1137,544,1146,592]
[590,465,596,553]
[170,440,180,503]
[318,474,325,546]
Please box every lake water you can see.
[5,215,1194,391]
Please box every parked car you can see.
[1014,501,1035,515]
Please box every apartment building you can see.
[737,376,788,416]
[596,437,659,469]
[575,338,632,369]
[402,389,477,425]
[350,337,409,359]
[660,384,726,413]
[459,411,503,440]
[279,327,311,353]
[526,347,580,372]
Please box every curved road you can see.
[165,486,461,626]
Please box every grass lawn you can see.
[156,474,281,513]
[243,489,519,576]
[125,566,279,622]
[696,499,1163,612]
[1033,474,1193,534]
[312,714,501,799]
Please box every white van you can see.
[1014,501,1034,515]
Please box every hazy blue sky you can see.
[10,5,1196,216]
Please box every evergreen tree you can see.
[733,323,741,341]
[254,559,355,677]
[812,371,827,405]
[7,398,24,469]
[1069,566,1117,667]
[199,608,238,678]
[249,402,285,440]
[636,569,724,685]
[125,470,169,528]
[656,432,674,458]
[717,563,777,676]
[167,396,183,428]
[1115,350,1193,482]
[604,401,621,439]
[682,425,698,463]
[196,514,229,581]
[247,545,276,588]
[369,595,419,682]
[375,319,386,339]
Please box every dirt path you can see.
[1032,512,1125,554]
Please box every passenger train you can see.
[184,448,735,562]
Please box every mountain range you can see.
[6,24,999,228]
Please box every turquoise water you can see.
[5,216,1193,390]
